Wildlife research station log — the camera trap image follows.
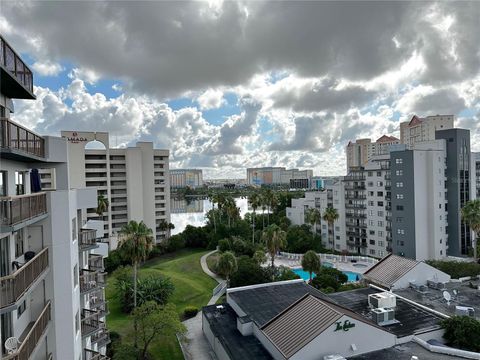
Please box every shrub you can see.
[441,316,480,351]
[166,234,185,252]
[426,260,480,279]
[218,239,231,252]
[183,306,199,319]
[183,225,209,248]
[310,267,348,291]
[229,256,270,288]
[147,244,165,259]
[112,344,141,360]
[104,249,129,273]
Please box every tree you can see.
[229,256,270,287]
[441,316,480,352]
[253,250,267,266]
[249,193,261,243]
[132,301,186,360]
[461,199,480,261]
[96,194,109,218]
[157,220,175,240]
[118,220,154,349]
[305,208,321,241]
[262,224,287,269]
[311,267,348,291]
[301,250,321,282]
[217,251,238,285]
[323,207,339,250]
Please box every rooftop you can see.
[203,304,272,360]
[328,287,444,338]
[394,279,480,321]
[363,254,419,288]
[227,280,329,327]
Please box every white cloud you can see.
[68,67,100,85]
[31,60,64,76]
[196,88,225,110]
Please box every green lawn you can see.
[106,249,218,359]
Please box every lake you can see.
[170,197,252,235]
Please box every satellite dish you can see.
[443,291,451,305]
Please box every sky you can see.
[2,0,480,179]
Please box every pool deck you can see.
[273,256,373,275]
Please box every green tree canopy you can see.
[461,199,480,260]
[217,251,238,284]
[301,250,321,282]
[262,224,287,268]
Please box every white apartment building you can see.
[246,167,313,187]
[1,35,108,360]
[170,169,203,189]
[400,114,454,148]
[473,152,480,199]
[286,180,347,251]
[346,135,399,171]
[60,131,171,243]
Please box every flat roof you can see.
[328,287,444,338]
[394,279,480,321]
[228,281,330,327]
[351,341,464,360]
[203,304,272,360]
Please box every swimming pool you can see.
[292,267,362,283]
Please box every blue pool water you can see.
[292,267,362,283]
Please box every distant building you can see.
[474,152,480,198]
[170,197,204,214]
[170,169,203,188]
[400,114,454,149]
[346,135,399,172]
[246,167,313,186]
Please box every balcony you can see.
[0,118,45,161]
[88,254,104,271]
[345,203,367,210]
[345,212,366,219]
[0,193,47,230]
[3,301,51,360]
[79,229,99,251]
[344,175,366,181]
[81,309,105,338]
[91,328,111,348]
[80,269,106,295]
[84,349,109,360]
[0,35,35,99]
[345,194,366,200]
[344,184,366,190]
[0,248,49,309]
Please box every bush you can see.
[441,316,480,351]
[231,237,255,257]
[147,244,165,259]
[426,260,480,279]
[218,239,231,252]
[104,249,129,273]
[286,225,323,253]
[310,267,348,292]
[183,306,199,319]
[183,225,209,248]
[112,344,141,360]
[229,256,270,288]
[271,266,300,281]
[165,234,185,252]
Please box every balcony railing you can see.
[84,349,109,360]
[345,194,366,200]
[79,229,98,251]
[0,248,49,308]
[91,328,111,348]
[0,36,34,93]
[81,308,105,338]
[344,184,366,190]
[0,118,45,158]
[0,192,47,227]
[345,203,367,209]
[345,212,366,219]
[3,301,51,360]
[88,254,104,271]
[80,269,106,294]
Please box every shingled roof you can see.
[363,254,419,288]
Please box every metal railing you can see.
[91,328,111,348]
[345,203,367,209]
[81,309,104,338]
[80,269,106,294]
[84,349,109,360]
[0,36,33,93]
[3,301,51,360]
[0,248,49,308]
[79,229,98,251]
[0,118,45,158]
[279,251,379,264]
[0,192,47,227]
[88,254,104,271]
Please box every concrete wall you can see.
[202,312,232,360]
[393,263,451,289]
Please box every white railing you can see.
[279,251,379,264]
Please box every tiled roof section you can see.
[262,295,342,358]
[408,115,423,126]
[363,254,419,288]
[376,135,400,143]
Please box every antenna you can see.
[443,291,451,306]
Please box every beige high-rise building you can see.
[346,136,399,172]
[400,114,454,148]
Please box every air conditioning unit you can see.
[372,307,395,326]
[409,282,427,293]
[436,282,447,290]
[368,292,396,309]
[455,306,475,318]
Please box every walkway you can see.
[179,249,226,360]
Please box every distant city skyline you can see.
[2,1,479,178]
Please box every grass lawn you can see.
[106,248,218,359]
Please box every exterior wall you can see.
[400,115,454,148]
[393,263,451,290]
[290,315,396,360]
[170,169,203,188]
[474,152,480,199]
[254,324,285,360]
[202,313,232,360]
[247,167,312,186]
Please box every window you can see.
[377,181,383,187]
[369,240,375,245]
[396,205,404,211]
[368,201,374,206]
[71,218,77,241]
[376,171,382,177]
[369,220,374,226]
[369,210,374,216]
[396,182,404,188]
[397,229,405,235]
[369,230,375,235]
[335,226,340,231]
[377,191,383,197]
[396,217,403,223]
[378,241,384,247]
[369,249,376,255]
[14,230,24,258]
[396,194,404,199]
[378,211,384,217]
[17,300,26,319]
[73,265,78,287]
[395,158,403,164]
[368,191,374,196]
[377,201,384,207]
[367,182,374,187]
[378,231,384,237]
[378,221,384,227]
[368,171,373,177]
[15,171,25,195]
[0,171,6,196]
[396,170,403,176]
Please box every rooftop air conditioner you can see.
[436,282,447,290]
[372,307,395,326]
[455,306,475,318]
[368,292,396,309]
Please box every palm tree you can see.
[262,224,287,269]
[96,194,109,219]
[301,250,321,282]
[305,208,322,241]
[158,219,168,240]
[253,250,267,266]
[167,222,175,239]
[249,192,261,243]
[461,199,480,261]
[118,220,154,348]
[263,189,277,225]
[323,207,339,251]
[217,251,238,286]
[225,199,240,228]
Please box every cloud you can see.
[31,60,63,76]
[196,88,225,110]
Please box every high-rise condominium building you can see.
[400,114,454,148]
[170,169,203,188]
[1,35,109,360]
[346,135,399,171]
[246,167,313,186]
[60,131,171,243]
[474,152,480,198]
